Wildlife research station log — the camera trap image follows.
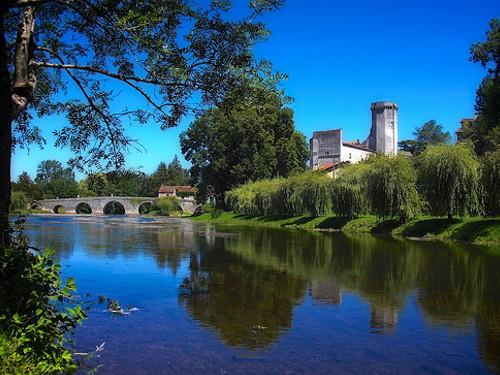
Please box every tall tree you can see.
[166,155,189,186]
[399,120,451,155]
[462,19,500,155]
[417,144,483,219]
[35,160,79,198]
[180,87,308,204]
[13,171,40,201]
[85,173,107,196]
[103,169,146,196]
[0,0,284,244]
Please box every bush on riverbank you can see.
[0,227,87,374]
[152,196,182,216]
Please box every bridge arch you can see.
[53,204,66,214]
[103,201,126,215]
[75,202,92,214]
[138,201,154,215]
[31,203,42,210]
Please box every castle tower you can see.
[367,102,398,155]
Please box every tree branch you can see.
[33,47,172,114]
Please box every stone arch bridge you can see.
[32,196,197,215]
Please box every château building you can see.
[310,102,398,175]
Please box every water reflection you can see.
[179,235,306,349]
[22,216,500,374]
[188,226,500,369]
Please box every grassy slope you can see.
[191,213,500,246]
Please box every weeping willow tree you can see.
[418,144,483,219]
[225,172,332,217]
[365,155,420,222]
[331,163,369,219]
[277,172,332,217]
[481,149,500,216]
[225,178,282,216]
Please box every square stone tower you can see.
[310,129,342,169]
[366,102,398,155]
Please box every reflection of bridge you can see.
[32,196,197,215]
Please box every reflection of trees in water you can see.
[25,218,500,369]
[213,227,500,367]
[221,230,420,334]
[179,237,306,350]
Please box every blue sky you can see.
[11,0,499,180]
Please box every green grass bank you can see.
[190,213,500,247]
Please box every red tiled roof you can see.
[318,162,335,171]
[158,185,194,193]
[175,186,193,193]
[158,185,175,193]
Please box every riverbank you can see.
[191,213,500,247]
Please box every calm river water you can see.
[23,215,500,374]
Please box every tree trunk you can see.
[0,6,36,246]
[447,212,453,221]
[0,9,12,246]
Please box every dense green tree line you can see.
[226,143,495,221]
[10,156,190,209]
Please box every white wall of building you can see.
[341,144,373,164]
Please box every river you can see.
[23,215,500,374]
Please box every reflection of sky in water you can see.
[22,215,500,374]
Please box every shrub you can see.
[365,155,420,222]
[153,196,182,216]
[199,202,216,215]
[418,144,483,219]
[211,208,224,218]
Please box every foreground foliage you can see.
[0,223,87,374]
